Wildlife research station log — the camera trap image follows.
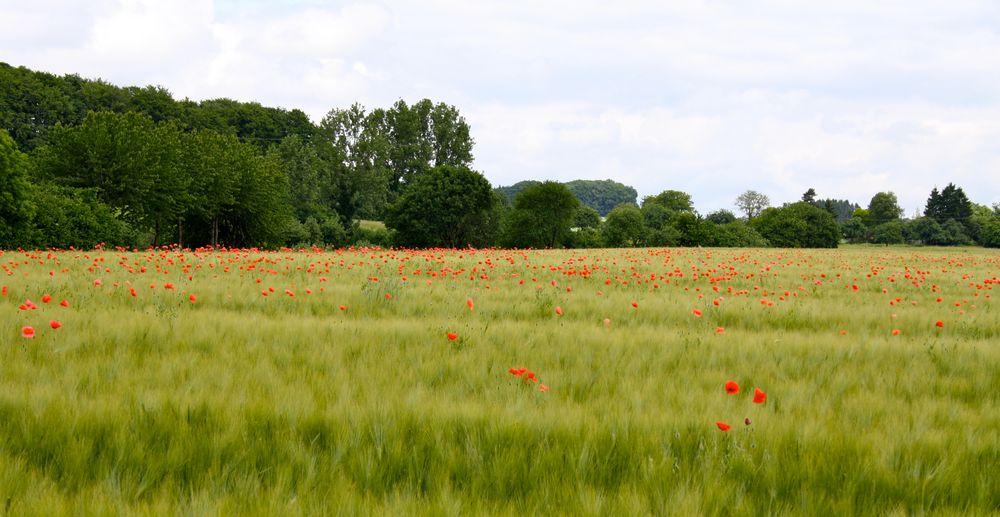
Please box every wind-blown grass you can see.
[0,246,997,515]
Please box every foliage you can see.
[573,205,602,229]
[705,209,737,225]
[33,111,186,245]
[707,221,769,247]
[28,184,134,248]
[502,181,579,248]
[495,180,541,205]
[924,184,972,227]
[980,219,1000,247]
[816,198,860,223]
[735,190,770,220]
[0,128,34,247]
[841,217,869,244]
[566,227,604,248]
[642,189,694,213]
[385,165,496,248]
[752,202,840,248]
[866,192,903,226]
[601,204,645,247]
[564,179,638,216]
[871,221,905,245]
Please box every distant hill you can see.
[497,179,637,216]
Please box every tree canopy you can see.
[385,165,497,248]
[503,181,579,248]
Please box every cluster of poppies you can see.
[716,380,766,431]
[15,294,67,339]
[507,367,549,392]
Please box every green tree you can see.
[867,192,903,226]
[0,128,34,247]
[225,152,294,248]
[705,209,737,225]
[502,181,579,248]
[601,204,645,247]
[815,198,859,222]
[925,183,972,227]
[752,202,840,248]
[841,217,869,243]
[643,190,694,213]
[319,103,392,221]
[496,180,541,204]
[29,184,133,248]
[385,165,496,248]
[980,219,1000,248]
[564,179,638,216]
[33,111,186,245]
[179,130,242,247]
[801,188,817,203]
[871,221,905,245]
[573,205,602,229]
[709,221,768,247]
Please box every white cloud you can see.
[2,0,999,211]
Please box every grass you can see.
[1,245,998,515]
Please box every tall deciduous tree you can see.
[34,111,186,245]
[735,190,770,220]
[643,190,694,213]
[866,192,904,226]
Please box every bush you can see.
[601,204,645,247]
[29,184,135,248]
[752,202,840,248]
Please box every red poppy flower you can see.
[467,298,474,310]
[935,320,944,328]
[189,294,197,303]
[724,380,739,395]
[60,300,69,307]
[716,421,731,431]
[21,326,34,339]
[339,305,347,311]
[447,332,458,341]
[752,387,767,404]
[41,294,52,303]
[50,320,61,329]
[891,329,900,336]
[715,327,725,334]
[692,309,702,317]
[539,384,550,392]
[555,306,563,316]
[631,301,638,308]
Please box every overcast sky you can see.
[4,0,1000,213]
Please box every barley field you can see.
[1,245,998,515]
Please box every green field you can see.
[2,246,998,515]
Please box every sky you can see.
[3,0,1000,214]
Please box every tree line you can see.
[2,63,999,250]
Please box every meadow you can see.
[1,245,998,516]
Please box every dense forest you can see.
[2,63,999,249]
